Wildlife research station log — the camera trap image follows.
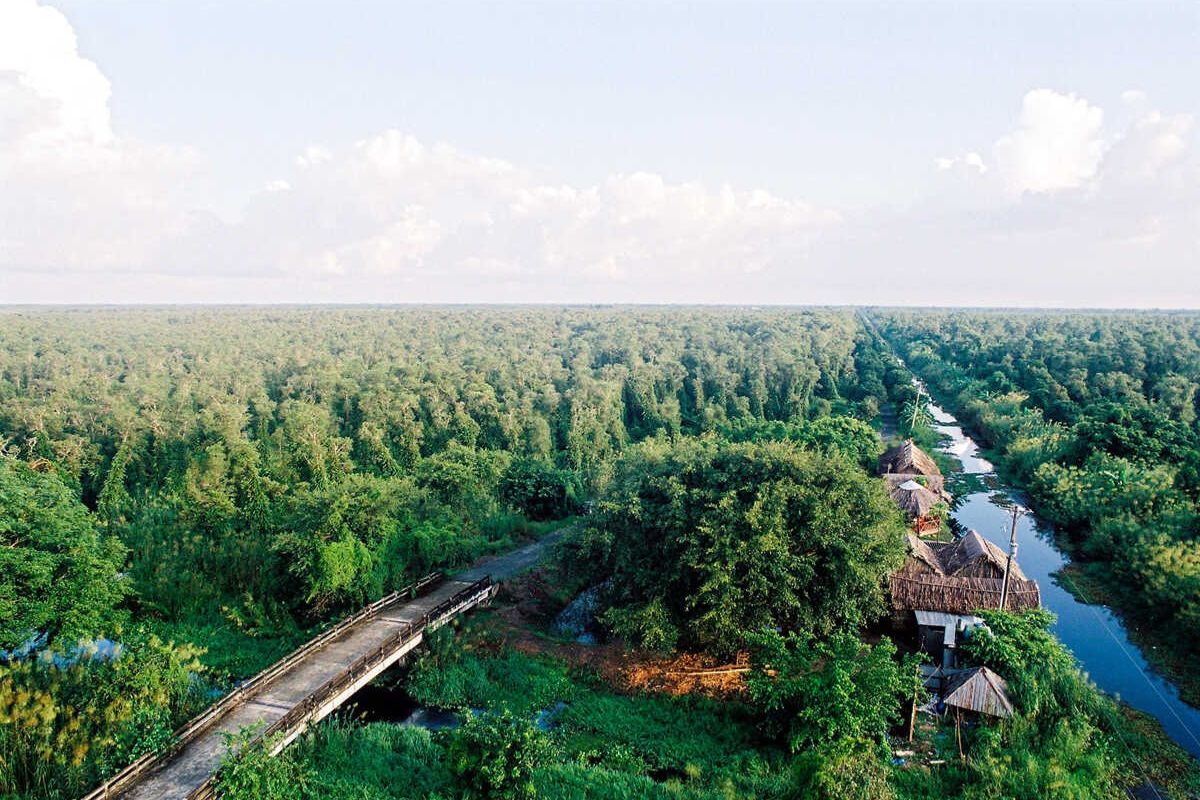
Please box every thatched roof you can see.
[906,534,944,575]
[943,667,1014,717]
[936,531,1026,581]
[890,573,1041,615]
[891,480,942,517]
[884,471,948,500]
[878,440,941,478]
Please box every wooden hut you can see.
[879,441,948,534]
[936,531,1026,580]
[878,440,946,495]
[891,533,1040,667]
[889,479,944,535]
[941,667,1014,718]
[890,573,1041,616]
[890,532,1041,614]
[892,532,1032,584]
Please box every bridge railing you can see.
[78,572,445,800]
[185,575,496,800]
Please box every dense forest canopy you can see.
[1,306,1197,800]
[0,306,876,628]
[0,306,898,798]
[564,436,906,654]
[874,309,1200,690]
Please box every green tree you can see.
[0,631,204,798]
[568,437,906,654]
[498,458,577,521]
[0,456,127,650]
[447,710,548,800]
[746,630,919,753]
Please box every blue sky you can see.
[2,1,1198,306]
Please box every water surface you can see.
[926,402,1200,758]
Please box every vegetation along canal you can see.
[929,399,1200,757]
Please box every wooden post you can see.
[955,709,964,760]
[908,662,919,742]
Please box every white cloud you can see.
[0,0,197,276]
[1120,89,1147,106]
[0,0,112,149]
[876,88,1199,306]
[0,2,1196,307]
[935,151,987,174]
[0,3,838,292]
[191,133,840,288]
[993,89,1105,194]
[1103,110,1193,183]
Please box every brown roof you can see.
[878,440,941,478]
[889,573,1041,615]
[934,531,1027,581]
[906,534,944,575]
[942,667,1014,717]
[890,480,943,517]
[884,472,948,499]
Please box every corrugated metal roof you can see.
[942,667,1014,717]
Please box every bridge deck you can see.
[120,578,483,800]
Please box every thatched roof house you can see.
[890,573,1041,615]
[879,440,949,511]
[879,440,942,480]
[942,667,1014,718]
[890,479,943,518]
[883,472,946,498]
[897,531,1027,582]
[938,531,1026,581]
[891,533,1041,615]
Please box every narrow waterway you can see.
[926,400,1200,758]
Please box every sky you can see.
[1,0,1197,307]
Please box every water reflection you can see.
[924,398,1200,757]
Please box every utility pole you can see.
[910,386,925,431]
[999,504,1026,611]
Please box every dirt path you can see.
[879,402,900,442]
[457,525,572,583]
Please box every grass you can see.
[208,615,1200,800]
[245,633,795,800]
[142,617,309,681]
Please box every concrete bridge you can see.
[82,531,566,800]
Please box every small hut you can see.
[941,667,1014,718]
[890,573,1041,616]
[878,440,946,495]
[890,479,944,535]
[879,440,948,534]
[890,533,1040,667]
[936,531,1026,580]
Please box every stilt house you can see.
[878,440,950,535]
[890,532,1040,667]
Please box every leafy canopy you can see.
[0,456,127,650]
[567,435,907,654]
[746,629,920,753]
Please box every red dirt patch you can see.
[486,570,749,699]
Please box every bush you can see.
[447,710,549,800]
[213,727,313,800]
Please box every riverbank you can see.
[1057,561,1200,709]
[907,378,1200,760]
[925,385,1200,709]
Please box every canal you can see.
[926,398,1200,758]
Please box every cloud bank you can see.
[2,1,1197,306]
